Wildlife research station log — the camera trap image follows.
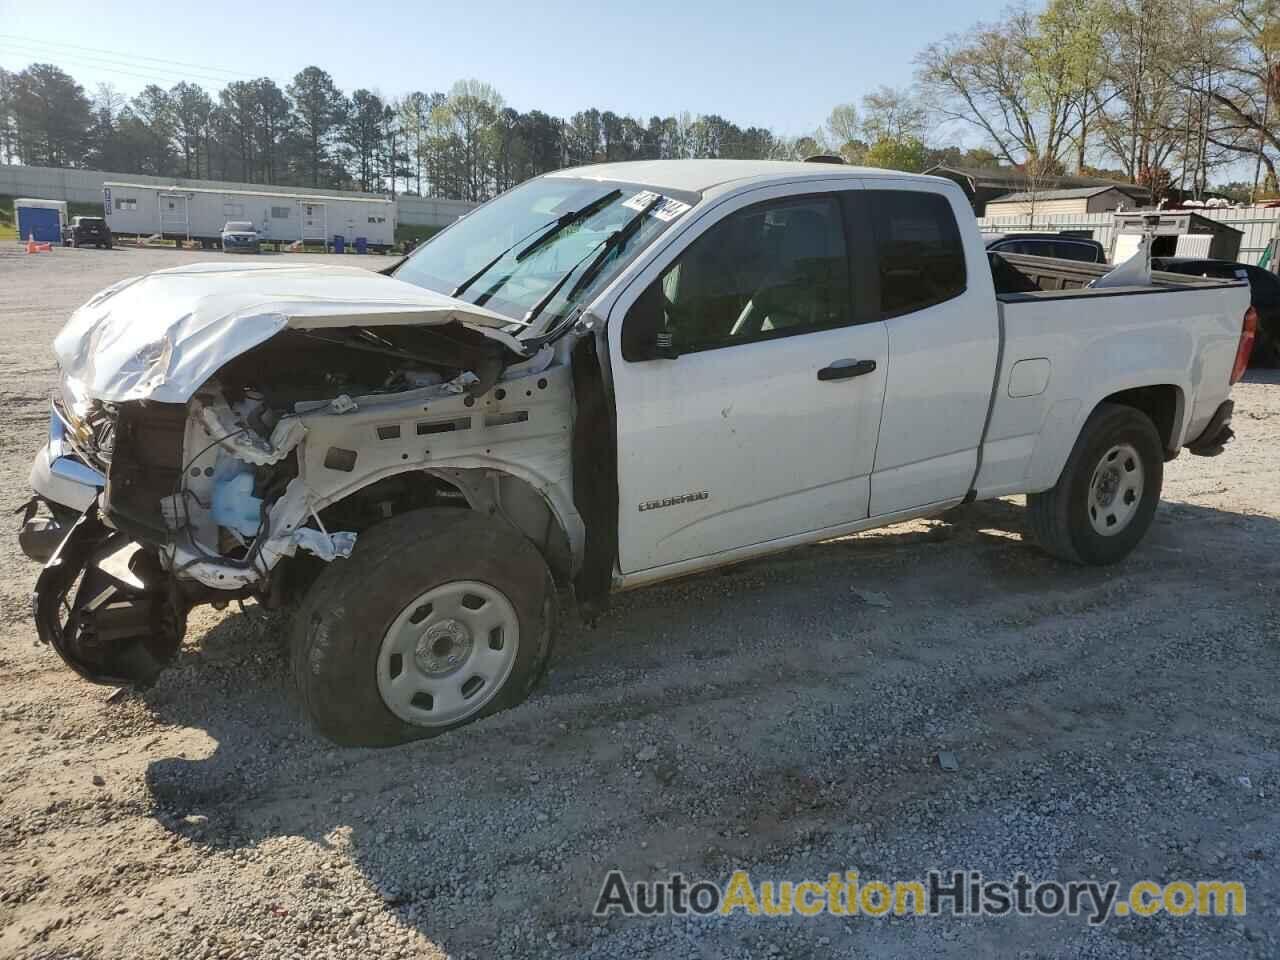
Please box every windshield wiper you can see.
[449,188,621,300]
[522,193,664,332]
[514,188,621,262]
[561,194,663,306]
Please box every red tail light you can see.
[1231,306,1258,385]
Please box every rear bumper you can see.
[1187,400,1234,456]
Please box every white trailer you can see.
[101,182,397,251]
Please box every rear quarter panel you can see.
[975,283,1249,497]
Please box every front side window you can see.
[623,195,851,359]
[394,177,696,337]
[868,190,966,317]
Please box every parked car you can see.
[62,217,112,249]
[220,220,261,253]
[22,160,1252,747]
[1152,257,1278,366]
[985,232,1107,263]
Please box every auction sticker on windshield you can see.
[623,191,692,222]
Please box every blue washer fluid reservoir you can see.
[211,468,265,537]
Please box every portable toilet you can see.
[15,199,68,244]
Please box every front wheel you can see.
[290,509,556,747]
[1028,402,1163,565]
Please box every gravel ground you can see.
[0,244,1277,960]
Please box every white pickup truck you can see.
[22,160,1254,746]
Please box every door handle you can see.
[817,359,877,381]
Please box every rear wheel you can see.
[1028,402,1163,565]
[291,509,556,747]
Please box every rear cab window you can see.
[866,190,967,317]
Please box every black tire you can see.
[1251,330,1279,368]
[290,508,556,747]
[1027,402,1163,565]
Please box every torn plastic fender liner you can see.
[33,498,186,686]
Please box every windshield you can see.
[393,177,698,338]
[225,221,255,232]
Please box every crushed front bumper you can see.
[19,404,105,563]
[33,499,185,686]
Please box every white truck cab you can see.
[22,160,1253,746]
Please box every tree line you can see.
[3,0,1275,202]
[0,59,1002,203]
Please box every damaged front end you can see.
[32,262,537,686]
[34,501,187,685]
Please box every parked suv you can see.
[985,232,1107,263]
[1152,257,1279,366]
[220,220,261,253]
[62,217,112,249]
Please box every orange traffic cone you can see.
[25,234,37,254]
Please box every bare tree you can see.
[1095,0,1184,181]
[917,7,1080,167]
[861,85,929,142]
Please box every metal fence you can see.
[977,206,1280,264]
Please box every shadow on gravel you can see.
[137,494,1280,957]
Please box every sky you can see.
[0,0,1010,140]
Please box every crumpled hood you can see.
[54,260,526,403]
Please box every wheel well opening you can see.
[318,471,470,533]
[1100,385,1181,457]
[311,468,572,586]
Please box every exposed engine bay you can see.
[33,282,582,687]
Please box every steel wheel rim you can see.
[376,580,519,727]
[1087,442,1144,536]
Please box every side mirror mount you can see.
[649,331,680,360]
[621,280,680,361]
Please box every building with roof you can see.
[925,164,1150,215]
[983,185,1134,218]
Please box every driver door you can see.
[608,186,888,575]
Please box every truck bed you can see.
[974,251,1251,504]
[991,252,1239,299]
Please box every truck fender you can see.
[1026,383,1186,493]
[422,465,577,585]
